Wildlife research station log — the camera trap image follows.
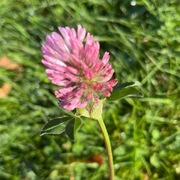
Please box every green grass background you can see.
[0,0,179,179]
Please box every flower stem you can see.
[98,118,114,180]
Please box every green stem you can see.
[98,118,114,180]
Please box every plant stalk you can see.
[98,118,114,180]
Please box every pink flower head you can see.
[41,25,117,110]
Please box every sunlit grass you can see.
[0,0,179,179]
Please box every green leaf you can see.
[150,153,160,168]
[65,117,82,141]
[40,116,73,136]
[65,120,75,140]
[107,81,143,101]
[74,117,82,133]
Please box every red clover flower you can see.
[41,25,117,111]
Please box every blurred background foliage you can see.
[0,0,179,179]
